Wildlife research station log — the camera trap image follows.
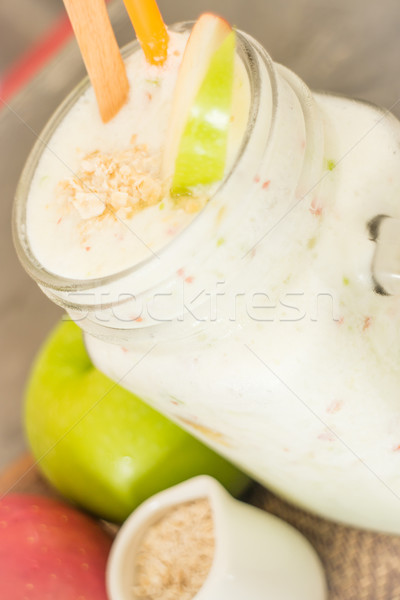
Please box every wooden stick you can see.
[122,0,169,66]
[63,0,129,122]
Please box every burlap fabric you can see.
[250,485,400,600]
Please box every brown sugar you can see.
[133,498,215,600]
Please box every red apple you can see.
[0,494,112,600]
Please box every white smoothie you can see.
[19,25,400,532]
[86,91,400,533]
[26,30,250,280]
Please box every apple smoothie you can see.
[25,29,249,280]
[14,20,400,533]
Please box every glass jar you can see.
[14,25,400,533]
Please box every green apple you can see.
[25,321,249,523]
[162,13,236,196]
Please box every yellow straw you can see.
[122,0,169,66]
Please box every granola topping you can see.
[57,137,163,221]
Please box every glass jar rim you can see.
[12,22,278,293]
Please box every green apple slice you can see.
[170,31,236,196]
[162,14,232,185]
[162,13,236,196]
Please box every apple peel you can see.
[0,494,112,600]
[171,31,236,196]
[162,13,235,195]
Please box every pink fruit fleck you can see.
[318,429,336,442]
[310,197,323,216]
[310,205,322,216]
[363,316,372,331]
[327,399,343,414]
